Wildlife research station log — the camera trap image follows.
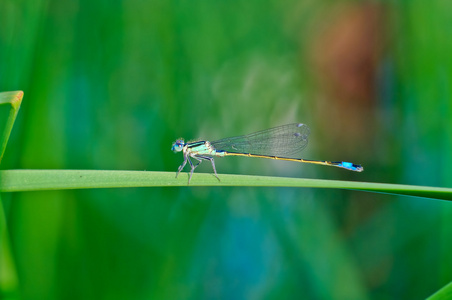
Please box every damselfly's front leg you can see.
[198,155,220,181]
[176,153,188,178]
[185,155,220,184]
[191,156,203,169]
[188,155,209,184]
[187,156,196,184]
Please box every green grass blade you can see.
[0,91,23,164]
[0,202,19,297]
[427,281,452,300]
[1,170,451,201]
[0,91,22,298]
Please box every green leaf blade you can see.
[428,281,452,300]
[0,91,23,164]
[1,170,451,201]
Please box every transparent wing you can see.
[211,123,310,157]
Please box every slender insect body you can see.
[171,123,363,184]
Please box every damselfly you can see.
[171,123,363,184]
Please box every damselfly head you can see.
[171,139,185,153]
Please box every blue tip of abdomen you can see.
[341,162,353,168]
[339,161,364,172]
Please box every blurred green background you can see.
[1,0,452,299]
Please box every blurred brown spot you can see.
[310,3,384,103]
[307,3,385,156]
